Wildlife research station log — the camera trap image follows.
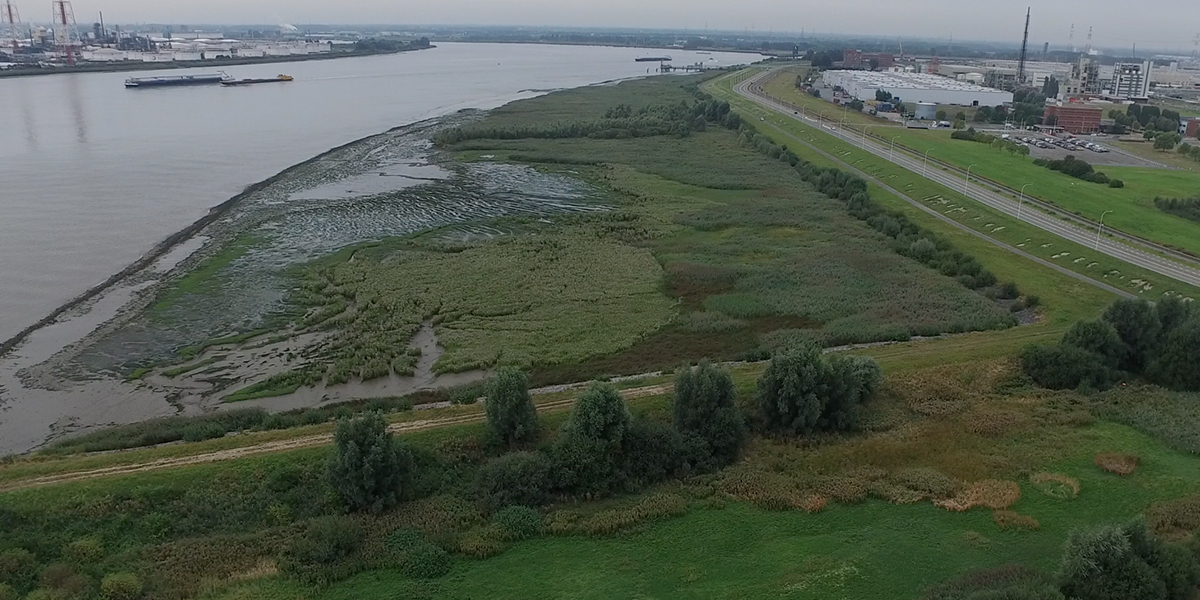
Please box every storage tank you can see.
[915,102,937,120]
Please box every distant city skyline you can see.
[13,0,1200,54]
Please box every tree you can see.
[820,355,882,431]
[99,573,142,600]
[1058,523,1166,600]
[327,412,413,513]
[955,111,967,122]
[673,362,745,466]
[756,346,830,435]
[1101,299,1160,372]
[1021,344,1113,390]
[473,451,553,511]
[1156,295,1197,334]
[553,382,631,493]
[1147,317,1200,391]
[1043,75,1060,98]
[1062,320,1125,368]
[952,119,966,130]
[1155,133,1180,151]
[485,367,538,448]
[936,110,948,121]
[875,89,893,102]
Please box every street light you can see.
[1095,210,1114,251]
[965,164,978,195]
[923,148,935,177]
[890,136,901,162]
[861,125,876,148]
[1017,184,1032,220]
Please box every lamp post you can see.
[890,136,901,162]
[861,125,876,148]
[964,164,978,195]
[1095,210,1113,251]
[1017,184,1032,220]
[922,148,935,177]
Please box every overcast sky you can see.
[50,0,1200,53]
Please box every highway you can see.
[732,69,1200,291]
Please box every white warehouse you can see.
[822,70,1014,106]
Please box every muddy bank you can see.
[0,112,600,456]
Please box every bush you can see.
[485,368,539,448]
[1062,320,1126,369]
[0,584,13,600]
[99,572,142,600]
[1109,179,1125,188]
[327,412,413,513]
[40,563,90,597]
[1102,299,1160,372]
[492,506,544,541]
[1025,295,1041,308]
[622,418,706,485]
[279,516,365,585]
[999,281,1021,299]
[397,542,451,580]
[1156,296,1197,335]
[473,451,554,511]
[552,382,632,494]
[673,362,745,465]
[0,549,37,588]
[1020,344,1113,390]
[63,538,103,564]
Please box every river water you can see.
[0,43,760,455]
[0,42,758,343]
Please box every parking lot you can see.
[1001,132,1168,168]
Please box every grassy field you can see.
[9,71,1200,600]
[760,69,1200,258]
[708,71,1200,304]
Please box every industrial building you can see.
[841,49,895,70]
[1064,58,1153,100]
[1044,104,1103,134]
[821,70,1014,106]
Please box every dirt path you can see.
[0,384,673,493]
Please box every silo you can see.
[914,102,937,120]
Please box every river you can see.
[0,42,758,343]
[0,42,761,455]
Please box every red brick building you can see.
[1185,118,1200,139]
[1044,105,1103,134]
[842,49,895,70]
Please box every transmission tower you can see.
[1017,7,1031,85]
[2,0,19,53]
[51,0,78,65]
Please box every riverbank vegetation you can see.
[12,70,1200,600]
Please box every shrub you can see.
[552,382,632,494]
[40,564,90,597]
[1156,296,1197,335]
[1095,452,1139,475]
[0,584,13,600]
[1109,179,1125,188]
[1020,344,1113,390]
[622,418,706,484]
[1025,295,1042,308]
[672,362,745,465]
[999,281,1021,300]
[458,526,507,559]
[921,564,1063,600]
[279,516,365,585]
[0,549,37,588]
[473,451,554,511]
[1058,520,1199,600]
[1102,299,1160,372]
[99,572,142,600]
[63,538,104,564]
[327,412,413,513]
[397,542,451,580]
[1062,320,1126,369]
[485,368,538,447]
[492,506,544,541]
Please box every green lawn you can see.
[205,421,1200,600]
[759,69,1200,258]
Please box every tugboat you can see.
[124,72,231,88]
[221,74,294,86]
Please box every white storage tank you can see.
[915,102,937,120]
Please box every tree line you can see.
[951,127,1032,156]
[1033,155,1122,187]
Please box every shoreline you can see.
[0,117,444,360]
[0,45,433,79]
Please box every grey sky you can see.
[56,0,1200,53]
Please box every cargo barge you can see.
[125,72,230,88]
[635,56,672,62]
[221,74,294,86]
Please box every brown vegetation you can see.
[1095,452,1139,475]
